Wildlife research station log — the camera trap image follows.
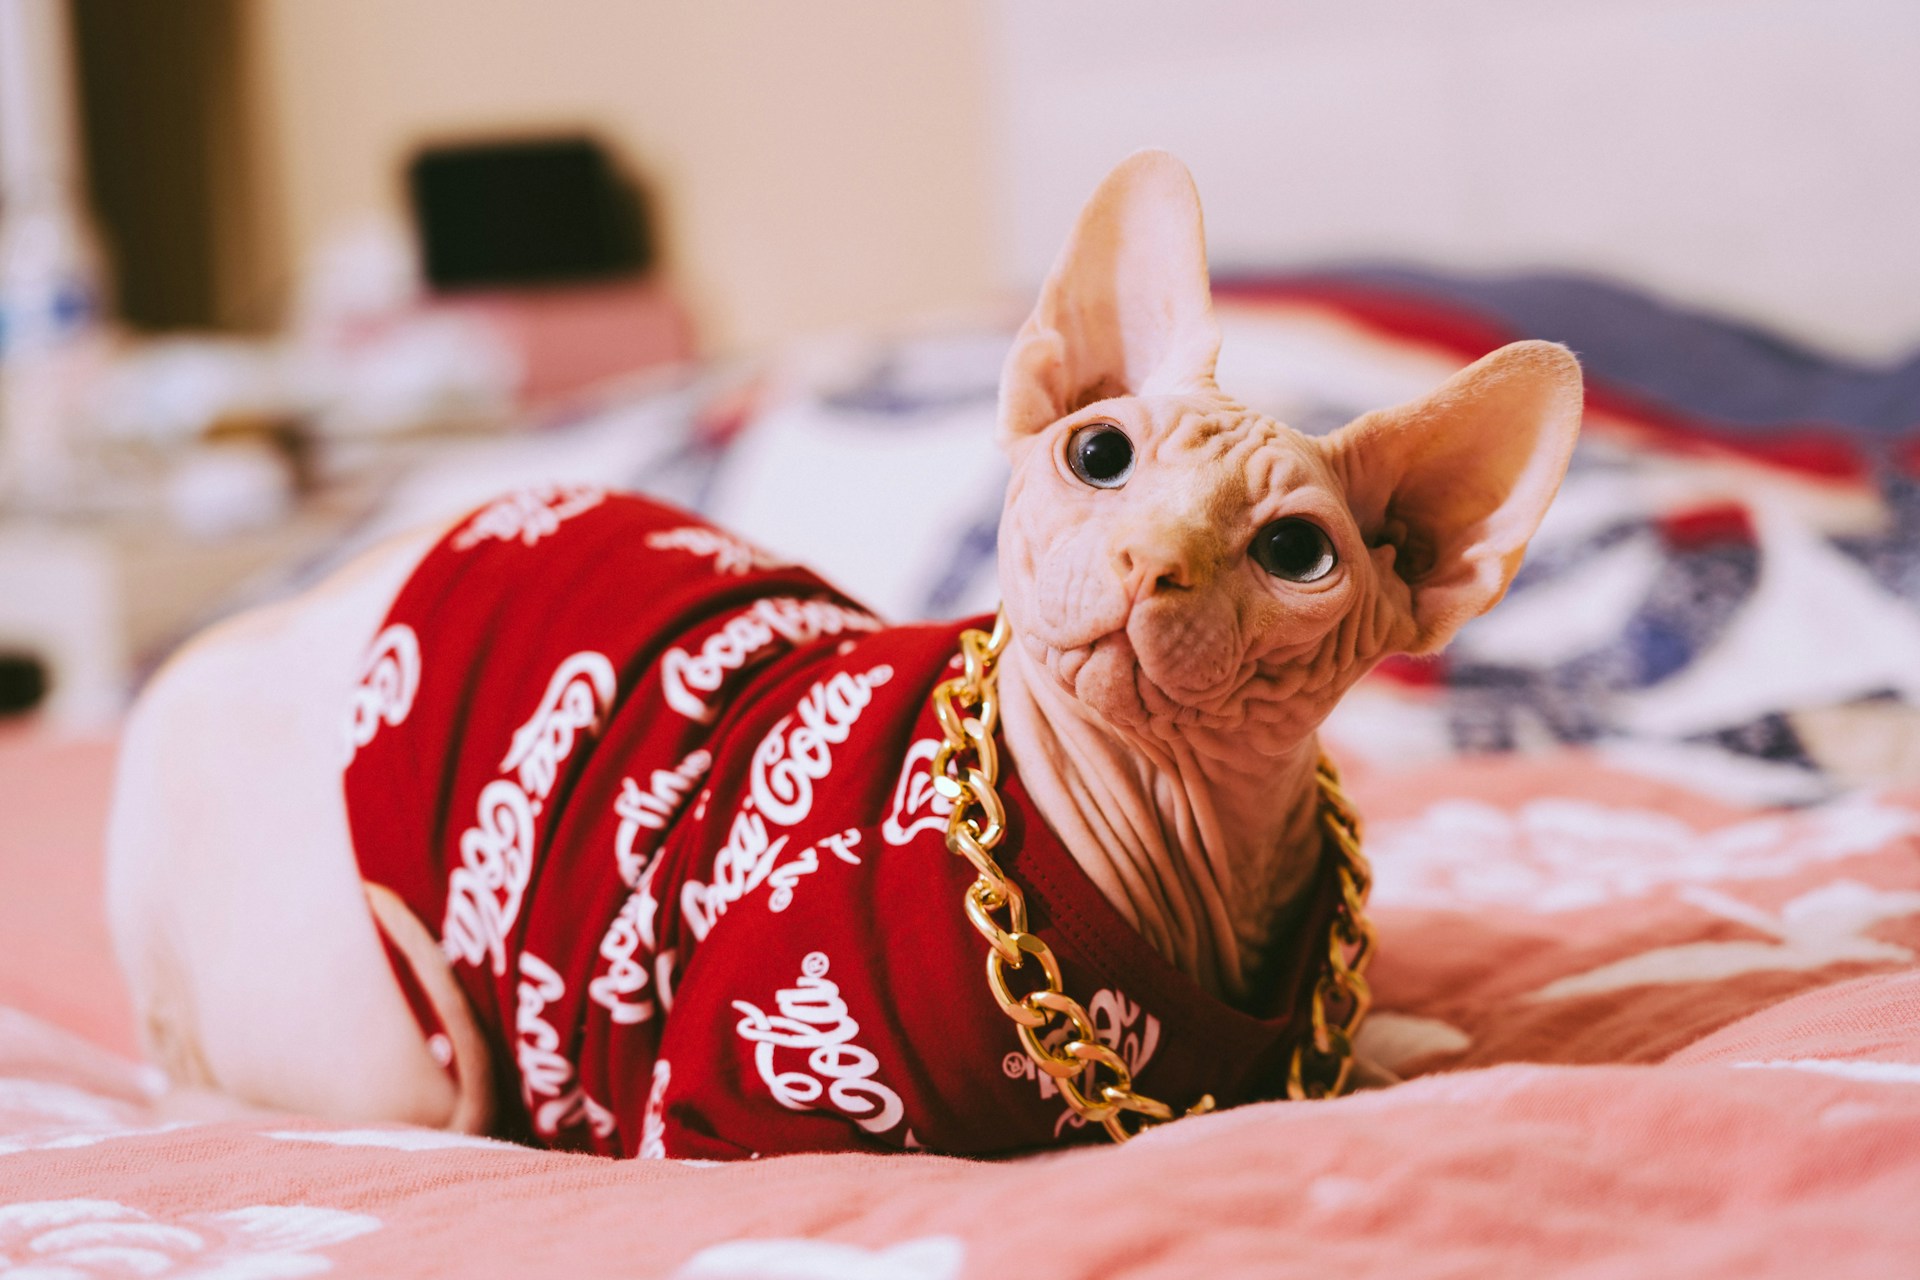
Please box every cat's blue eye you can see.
[1067,423,1134,488]
[1251,518,1336,583]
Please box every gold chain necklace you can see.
[927,612,1377,1142]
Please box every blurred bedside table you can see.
[0,489,372,731]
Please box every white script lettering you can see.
[749,665,894,826]
[638,1058,671,1159]
[1002,986,1161,1137]
[659,598,879,723]
[452,484,607,550]
[500,651,619,798]
[882,737,952,846]
[681,827,863,940]
[343,624,420,763]
[644,526,787,576]
[731,951,905,1136]
[444,650,617,975]
[516,952,616,1140]
[614,748,712,888]
[588,891,657,1026]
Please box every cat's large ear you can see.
[998,150,1222,447]
[1325,340,1583,654]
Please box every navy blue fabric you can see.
[1247,267,1920,441]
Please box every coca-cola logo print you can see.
[615,748,712,889]
[516,952,616,1141]
[731,951,906,1137]
[767,831,862,912]
[638,1058,671,1159]
[683,809,788,942]
[500,652,620,797]
[443,651,617,976]
[749,665,893,825]
[882,738,952,847]
[644,525,787,576]
[343,624,420,764]
[1001,987,1162,1137]
[660,598,880,724]
[682,827,864,942]
[451,484,607,550]
[679,664,892,941]
[588,890,666,1027]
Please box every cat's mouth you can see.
[1053,632,1143,730]
[1059,609,1244,730]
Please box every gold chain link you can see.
[928,611,1376,1142]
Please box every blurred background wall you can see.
[48,0,1920,354]
[71,0,280,333]
[997,0,1920,359]
[252,0,999,350]
[73,0,1000,350]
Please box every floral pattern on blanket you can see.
[1352,764,1920,1074]
[3,760,1918,1278]
[9,270,1920,1276]
[0,1200,380,1279]
[0,1078,184,1159]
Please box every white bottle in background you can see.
[0,0,112,512]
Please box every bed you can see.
[4,271,1919,1277]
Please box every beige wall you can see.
[995,0,1920,358]
[250,0,1001,351]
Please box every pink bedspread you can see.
[4,731,1918,1277]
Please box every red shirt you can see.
[343,487,1332,1158]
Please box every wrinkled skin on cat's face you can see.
[1000,392,1407,757]
[995,151,1582,764]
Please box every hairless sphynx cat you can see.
[106,151,1581,1156]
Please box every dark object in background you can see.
[73,0,279,331]
[0,653,49,718]
[408,137,655,292]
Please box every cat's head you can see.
[996,151,1582,757]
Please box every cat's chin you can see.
[1037,625,1239,741]
[1058,632,1151,732]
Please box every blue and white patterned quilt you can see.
[325,269,1920,805]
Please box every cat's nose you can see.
[1113,529,1198,600]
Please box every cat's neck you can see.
[993,639,1326,1004]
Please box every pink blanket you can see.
[4,729,1917,1277]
